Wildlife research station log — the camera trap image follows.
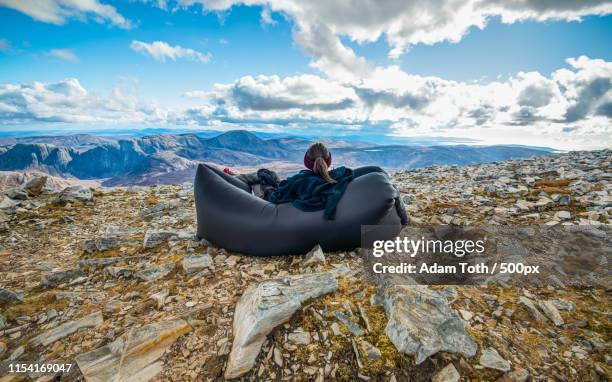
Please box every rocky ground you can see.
[0,149,610,382]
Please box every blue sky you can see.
[0,0,610,149]
[0,3,307,105]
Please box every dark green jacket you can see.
[266,166,354,220]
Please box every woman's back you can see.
[267,166,354,219]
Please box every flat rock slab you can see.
[361,340,382,360]
[0,196,18,210]
[75,318,192,382]
[82,236,127,253]
[225,272,338,379]
[182,254,212,275]
[518,296,547,322]
[287,328,311,345]
[30,311,103,347]
[334,311,365,336]
[538,300,564,326]
[0,288,23,305]
[382,285,478,364]
[41,268,85,287]
[136,263,175,282]
[79,257,127,268]
[479,346,511,372]
[143,229,194,248]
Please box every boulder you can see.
[225,272,338,379]
[302,244,326,266]
[0,196,18,210]
[381,285,477,364]
[479,347,511,372]
[57,185,93,203]
[23,176,47,197]
[7,189,29,200]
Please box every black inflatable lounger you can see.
[194,163,402,256]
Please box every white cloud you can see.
[171,0,612,79]
[190,56,611,149]
[130,40,212,63]
[48,48,79,62]
[0,0,132,28]
[0,78,168,125]
[212,74,357,111]
[260,7,275,25]
[1,57,609,150]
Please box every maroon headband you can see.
[304,152,332,170]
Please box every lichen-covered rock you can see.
[182,254,212,275]
[57,185,93,203]
[518,296,547,322]
[41,268,85,287]
[0,288,23,305]
[81,236,125,253]
[479,347,511,372]
[30,311,103,347]
[381,285,478,364]
[7,188,28,200]
[0,196,18,210]
[302,244,326,266]
[361,340,382,361]
[143,228,194,248]
[75,318,191,382]
[135,263,175,282]
[225,272,338,379]
[538,300,564,326]
[23,176,47,197]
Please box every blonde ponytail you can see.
[314,156,336,184]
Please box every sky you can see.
[0,0,611,150]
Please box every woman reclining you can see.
[229,142,409,224]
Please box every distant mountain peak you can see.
[213,130,262,142]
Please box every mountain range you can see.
[0,130,551,186]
